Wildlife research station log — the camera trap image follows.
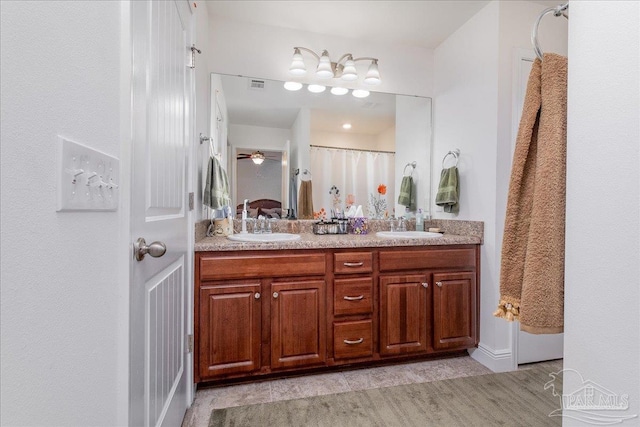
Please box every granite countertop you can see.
[195,219,483,252]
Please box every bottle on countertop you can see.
[416,208,424,231]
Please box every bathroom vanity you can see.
[194,220,482,384]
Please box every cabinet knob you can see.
[422,282,429,288]
[254,292,261,300]
[436,281,443,287]
[272,292,279,299]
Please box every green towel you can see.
[397,176,413,207]
[435,166,459,214]
[203,156,230,210]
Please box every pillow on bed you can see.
[262,208,281,219]
[237,208,259,218]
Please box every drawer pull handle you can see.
[254,292,261,299]
[422,282,429,288]
[343,338,364,345]
[343,262,364,267]
[273,292,279,299]
[343,295,365,301]
[436,281,443,288]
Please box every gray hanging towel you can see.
[203,155,230,210]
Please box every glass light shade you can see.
[307,84,326,93]
[363,60,381,85]
[330,86,349,96]
[289,50,307,76]
[341,58,358,81]
[315,52,334,79]
[283,81,303,91]
[251,151,265,165]
[342,123,352,130]
[352,89,370,98]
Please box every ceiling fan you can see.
[236,150,280,165]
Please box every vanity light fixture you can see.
[342,123,352,130]
[251,151,265,165]
[289,47,381,85]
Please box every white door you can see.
[511,50,564,365]
[130,1,193,426]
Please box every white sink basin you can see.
[376,231,443,239]
[227,233,301,243]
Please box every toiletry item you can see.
[354,205,364,217]
[214,217,233,236]
[416,209,424,231]
[428,227,441,233]
[404,206,414,219]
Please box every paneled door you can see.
[130,1,193,426]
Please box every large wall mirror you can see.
[211,72,432,219]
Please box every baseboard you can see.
[468,343,514,373]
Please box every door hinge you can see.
[189,45,201,69]
[188,192,194,211]
[187,334,194,353]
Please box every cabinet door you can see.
[271,280,326,369]
[433,272,477,350]
[379,274,429,356]
[199,283,261,379]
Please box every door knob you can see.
[133,237,167,261]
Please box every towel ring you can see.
[532,3,569,61]
[299,168,312,182]
[442,149,460,168]
[403,161,417,177]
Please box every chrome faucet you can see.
[241,199,249,234]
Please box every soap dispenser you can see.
[416,209,424,231]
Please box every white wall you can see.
[564,1,640,424]
[207,15,433,98]
[195,1,212,222]
[0,1,128,425]
[310,129,394,152]
[433,0,568,371]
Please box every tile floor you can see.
[182,356,497,427]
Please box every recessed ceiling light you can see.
[342,123,352,130]
[330,87,349,96]
[283,81,303,91]
[352,89,370,98]
[307,84,326,93]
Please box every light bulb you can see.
[363,60,381,85]
[341,57,358,81]
[289,48,307,76]
[284,81,303,91]
[330,87,349,95]
[342,123,352,130]
[308,84,326,93]
[352,89,370,98]
[316,50,334,79]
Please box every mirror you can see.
[211,73,432,219]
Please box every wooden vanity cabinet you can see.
[195,244,480,384]
[195,251,327,382]
[330,251,375,363]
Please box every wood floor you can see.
[183,356,495,427]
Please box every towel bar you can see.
[442,149,460,168]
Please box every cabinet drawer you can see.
[333,320,373,360]
[199,253,325,280]
[334,252,373,274]
[334,277,373,316]
[379,248,476,272]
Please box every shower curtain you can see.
[309,146,395,218]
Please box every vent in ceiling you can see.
[248,79,266,90]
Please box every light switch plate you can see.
[56,136,120,211]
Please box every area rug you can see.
[209,366,562,426]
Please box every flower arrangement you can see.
[368,183,388,219]
[345,194,355,208]
[313,207,327,220]
[329,185,342,210]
